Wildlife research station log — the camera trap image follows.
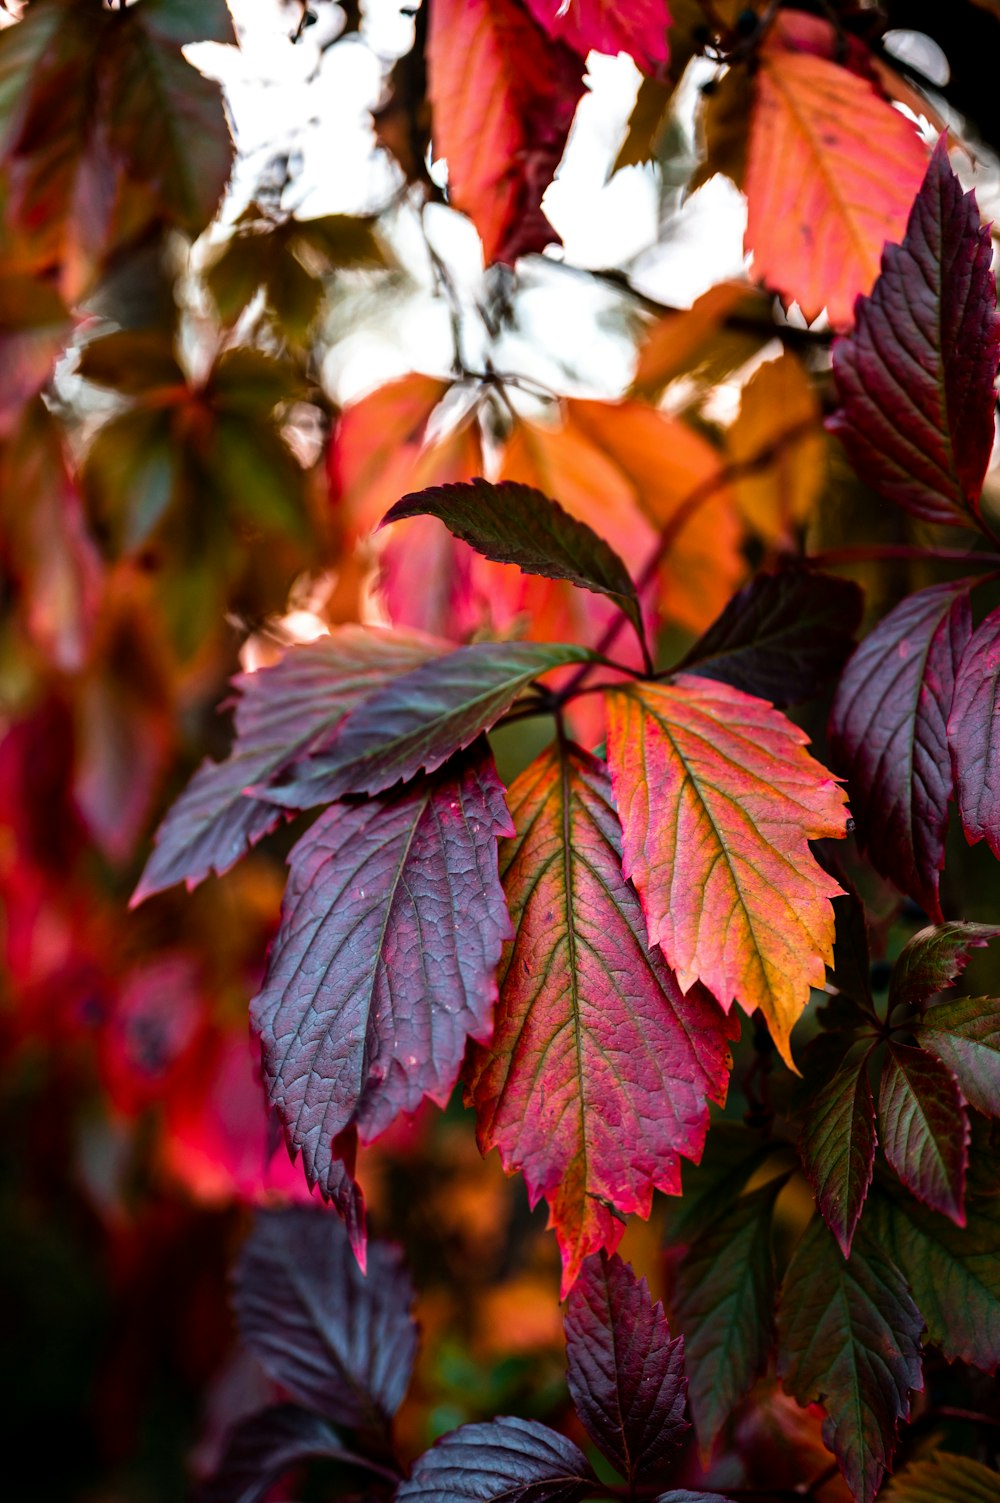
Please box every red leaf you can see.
[889,921,1000,1012]
[949,604,1000,858]
[196,1405,374,1503]
[467,743,736,1293]
[251,746,513,1201]
[426,0,584,264]
[879,1042,968,1225]
[829,139,1000,527]
[919,997,1000,1118]
[799,1050,876,1257]
[520,0,672,74]
[829,582,972,922]
[564,1252,688,1482]
[606,676,848,1066]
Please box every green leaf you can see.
[671,1177,785,1456]
[777,1216,923,1503]
[872,1185,1000,1373]
[889,922,1000,1013]
[918,996,1000,1117]
[77,330,185,394]
[882,1451,1000,1503]
[382,479,646,655]
[133,0,237,46]
[878,1043,968,1224]
[799,1045,876,1256]
[84,407,177,551]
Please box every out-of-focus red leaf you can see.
[829,139,1000,527]
[426,0,584,265]
[0,276,73,434]
[520,0,672,74]
[948,604,1000,859]
[467,743,736,1292]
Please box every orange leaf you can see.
[745,12,928,326]
[630,281,757,396]
[331,373,450,537]
[605,675,848,1064]
[727,352,825,544]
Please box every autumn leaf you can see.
[777,1216,924,1503]
[728,352,825,543]
[196,1405,373,1503]
[829,582,972,922]
[889,921,1000,1013]
[426,0,584,264]
[745,11,928,326]
[605,675,849,1065]
[918,997,1000,1117]
[467,742,736,1292]
[564,1252,688,1483]
[251,746,513,1200]
[630,283,763,398]
[330,373,450,537]
[878,1043,968,1225]
[0,275,73,435]
[798,1047,876,1257]
[948,605,1000,859]
[396,1417,593,1503]
[882,1452,1000,1503]
[520,0,672,74]
[829,138,1000,527]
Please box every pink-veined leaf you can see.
[466,742,736,1293]
[605,675,848,1067]
[564,1251,688,1483]
[918,997,1000,1117]
[829,138,1000,527]
[251,745,513,1201]
[889,921,1000,1012]
[878,1042,968,1225]
[949,605,1000,858]
[829,582,972,922]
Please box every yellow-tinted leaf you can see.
[728,352,825,543]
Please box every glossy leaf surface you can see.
[396,1416,592,1503]
[878,1043,968,1224]
[829,139,1000,527]
[778,1217,923,1503]
[467,743,736,1291]
[564,1251,687,1482]
[252,748,513,1197]
[233,1207,418,1430]
[829,583,971,921]
[606,675,848,1065]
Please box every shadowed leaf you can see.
[882,1451,1000,1502]
[799,1047,876,1256]
[878,1042,968,1224]
[919,997,1000,1116]
[195,1405,373,1503]
[890,921,1000,1012]
[396,1417,592,1503]
[949,605,1000,858]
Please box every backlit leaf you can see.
[918,997,1000,1117]
[878,1043,968,1224]
[133,627,446,902]
[728,353,825,543]
[679,570,863,708]
[426,0,584,264]
[233,1206,417,1430]
[196,1405,370,1503]
[671,1177,784,1456]
[745,12,927,326]
[520,0,672,73]
[829,138,1000,527]
[467,743,736,1292]
[949,605,1000,858]
[799,1048,876,1256]
[251,747,513,1198]
[872,1186,1000,1373]
[564,1251,688,1482]
[829,582,972,922]
[396,1417,592,1503]
[630,283,760,398]
[889,921,1000,1012]
[882,1451,1000,1503]
[606,676,848,1066]
[777,1216,923,1503]
[264,640,592,807]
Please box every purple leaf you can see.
[261,640,592,807]
[799,1047,876,1257]
[777,1217,923,1503]
[878,1042,968,1225]
[949,605,1000,857]
[919,996,1000,1117]
[382,478,644,645]
[133,627,445,901]
[194,1404,377,1503]
[828,137,1000,528]
[829,582,971,921]
[251,745,513,1198]
[889,921,1000,1012]
[233,1206,417,1432]
[564,1251,687,1483]
[396,1417,592,1503]
[679,569,863,708]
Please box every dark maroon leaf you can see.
[799,1045,876,1256]
[564,1251,687,1483]
[878,1042,968,1224]
[233,1206,417,1432]
[949,605,1000,858]
[395,1417,592,1503]
[828,138,1000,527]
[262,640,592,807]
[777,1216,923,1503]
[133,627,445,901]
[679,570,863,707]
[666,1123,774,1246]
[195,1404,376,1503]
[251,746,513,1198]
[824,881,876,1020]
[653,1496,736,1503]
[889,921,1000,1012]
[671,1177,785,1456]
[919,996,1000,1116]
[829,582,972,921]
[872,1184,1000,1374]
[382,478,643,644]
